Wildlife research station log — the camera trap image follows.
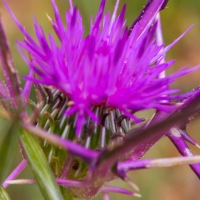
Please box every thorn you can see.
[46,12,53,24]
[134,193,142,198]
[5,179,35,185]
[124,177,140,192]
[195,143,200,149]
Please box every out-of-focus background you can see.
[0,0,200,199]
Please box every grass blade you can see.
[19,130,63,200]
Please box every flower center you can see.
[34,85,140,197]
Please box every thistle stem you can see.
[117,155,200,174]
[0,17,20,109]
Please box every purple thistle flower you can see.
[2,0,200,199]
[6,0,198,138]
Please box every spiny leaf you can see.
[96,92,200,171]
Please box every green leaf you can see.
[19,130,63,200]
[0,186,11,200]
[0,121,18,183]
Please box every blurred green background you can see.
[0,0,200,199]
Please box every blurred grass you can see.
[0,0,200,199]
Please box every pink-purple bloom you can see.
[7,0,198,137]
[1,0,200,199]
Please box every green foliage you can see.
[19,130,64,200]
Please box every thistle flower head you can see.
[7,0,197,138]
[2,0,200,199]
